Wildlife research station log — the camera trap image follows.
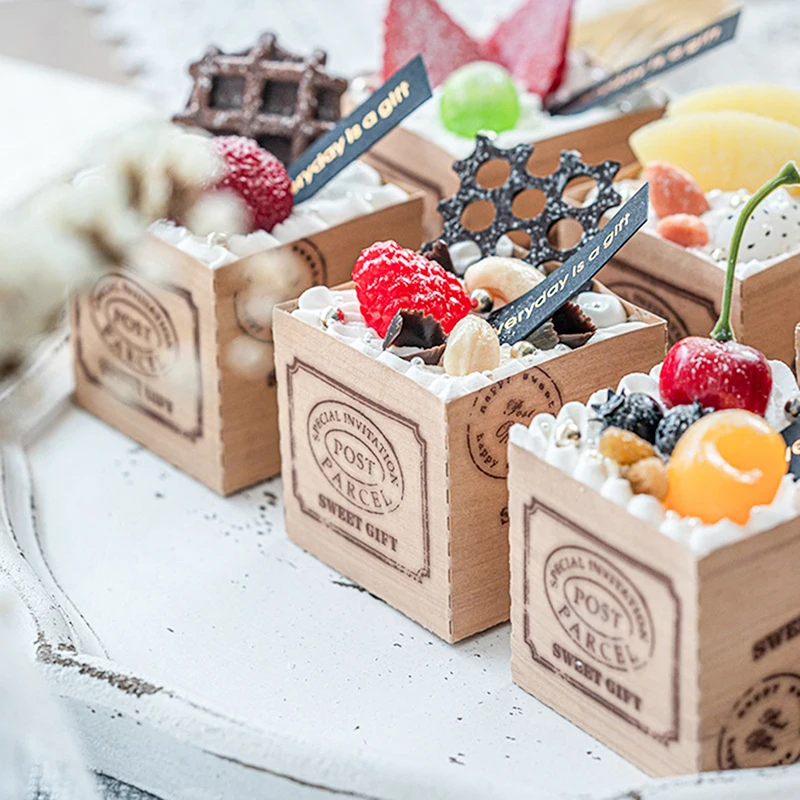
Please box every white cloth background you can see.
[75,0,800,113]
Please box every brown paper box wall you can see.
[274,284,667,642]
[71,191,424,495]
[509,438,800,777]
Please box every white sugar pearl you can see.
[297,286,335,311]
[448,240,482,275]
[556,401,590,439]
[545,441,580,474]
[574,291,627,328]
[530,413,557,441]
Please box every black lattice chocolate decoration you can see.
[173,33,348,165]
[434,135,622,270]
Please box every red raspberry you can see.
[210,135,293,232]
[353,241,471,337]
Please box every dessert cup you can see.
[508,358,800,776]
[575,107,800,363]
[274,280,665,641]
[71,165,423,495]
[598,179,800,364]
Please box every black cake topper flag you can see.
[289,55,432,204]
[486,185,649,344]
[549,11,740,116]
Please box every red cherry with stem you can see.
[660,337,772,415]
[660,161,800,415]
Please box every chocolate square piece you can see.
[173,33,348,165]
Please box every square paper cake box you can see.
[598,224,800,366]
[273,286,666,643]
[508,440,800,777]
[71,192,424,496]
[362,107,664,240]
[558,165,800,366]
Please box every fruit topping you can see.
[656,213,709,248]
[645,161,710,218]
[440,62,520,138]
[210,135,293,232]
[707,188,800,263]
[592,390,663,444]
[382,0,483,88]
[665,409,787,525]
[626,457,668,501]
[658,162,800,415]
[442,315,500,376]
[352,240,471,338]
[668,83,800,130]
[463,256,544,306]
[630,111,800,193]
[483,0,574,97]
[598,427,655,465]
[655,401,713,456]
[660,337,772,415]
[383,0,572,97]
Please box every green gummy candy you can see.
[440,61,521,139]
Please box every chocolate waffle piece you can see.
[174,33,348,165]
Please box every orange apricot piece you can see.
[665,409,787,525]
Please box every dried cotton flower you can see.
[0,121,240,383]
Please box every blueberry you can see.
[655,402,713,456]
[592,390,663,444]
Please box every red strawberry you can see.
[353,241,471,337]
[382,0,484,87]
[645,161,711,219]
[211,135,293,232]
[656,214,709,248]
[483,0,574,97]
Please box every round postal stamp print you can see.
[234,237,327,343]
[90,274,179,377]
[307,400,405,515]
[605,280,690,345]
[718,673,800,769]
[544,545,656,672]
[466,367,562,479]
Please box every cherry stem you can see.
[711,161,800,342]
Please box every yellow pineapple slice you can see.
[629,111,800,192]
[669,83,800,129]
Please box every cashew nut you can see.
[463,256,544,306]
[443,315,500,376]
